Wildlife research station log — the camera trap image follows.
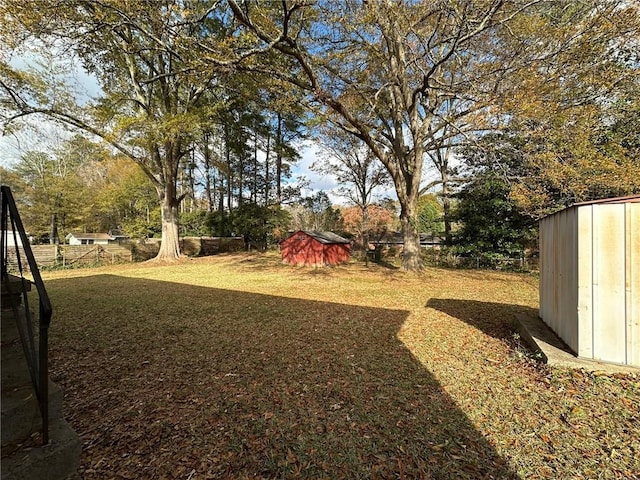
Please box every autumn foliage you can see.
[340,205,397,247]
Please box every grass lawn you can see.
[42,253,639,479]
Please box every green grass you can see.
[43,253,639,479]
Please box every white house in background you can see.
[539,194,639,368]
[66,233,115,246]
[3,230,34,247]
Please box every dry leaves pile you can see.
[44,254,639,479]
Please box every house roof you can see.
[66,232,115,240]
[301,231,351,244]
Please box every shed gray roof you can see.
[302,231,350,244]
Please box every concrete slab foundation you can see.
[516,313,639,375]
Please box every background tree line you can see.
[1,0,638,269]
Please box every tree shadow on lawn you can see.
[426,298,539,343]
[48,275,520,479]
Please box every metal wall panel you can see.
[577,206,593,358]
[539,207,579,353]
[627,203,640,367]
[591,204,627,364]
[540,199,640,367]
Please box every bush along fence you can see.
[6,237,247,269]
[421,249,539,272]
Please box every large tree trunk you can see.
[155,183,181,260]
[442,185,452,245]
[362,205,369,265]
[393,149,423,271]
[399,200,422,271]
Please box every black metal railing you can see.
[1,185,52,444]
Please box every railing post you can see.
[1,185,53,445]
[39,302,49,444]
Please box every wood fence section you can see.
[6,244,58,270]
[8,237,244,268]
[180,237,244,256]
[129,237,244,259]
[129,241,160,261]
[61,245,133,266]
[30,245,59,267]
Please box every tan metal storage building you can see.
[539,194,640,367]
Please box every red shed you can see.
[281,230,351,266]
